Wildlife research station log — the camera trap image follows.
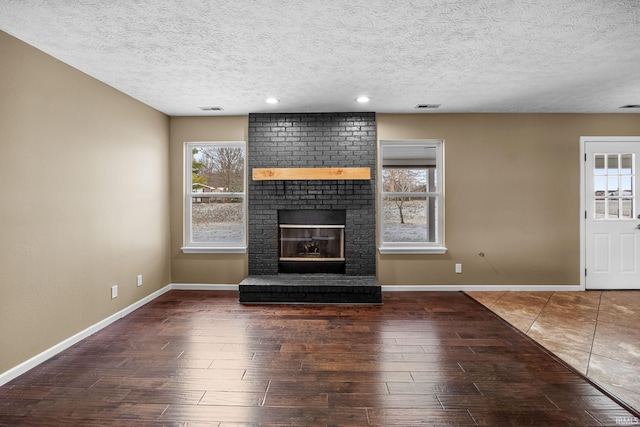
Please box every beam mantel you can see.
[252,167,371,181]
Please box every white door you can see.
[584,139,640,289]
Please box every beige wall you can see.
[169,116,249,283]
[167,114,640,286]
[0,32,171,373]
[377,114,640,285]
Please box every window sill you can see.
[181,247,247,254]
[378,246,448,255]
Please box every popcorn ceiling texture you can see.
[0,0,639,115]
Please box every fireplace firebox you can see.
[278,210,346,274]
[280,225,345,259]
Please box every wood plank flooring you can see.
[468,290,640,412]
[1,290,638,426]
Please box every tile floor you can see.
[467,290,640,413]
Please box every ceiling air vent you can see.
[619,105,640,109]
[415,104,441,109]
[198,106,224,111]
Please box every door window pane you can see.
[593,153,634,220]
[595,155,605,175]
[621,154,633,174]
[622,198,633,219]
[608,199,620,219]
[594,176,606,196]
[608,176,619,195]
[621,176,633,196]
[595,199,605,219]
[608,155,619,174]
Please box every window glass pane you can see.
[425,196,437,243]
[382,168,428,192]
[608,176,619,196]
[608,155,619,174]
[608,198,620,219]
[595,199,605,219]
[191,197,244,244]
[426,167,437,192]
[594,176,606,195]
[621,154,633,175]
[192,146,245,192]
[622,198,634,219]
[382,196,438,243]
[621,176,633,196]
[594,155,605,175]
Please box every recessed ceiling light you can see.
[266,97,280,104]
[356,96,371,103]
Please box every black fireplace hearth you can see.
[239,274,382,304]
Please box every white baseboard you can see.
[0,284,173,387]
[381,284,584,292]
[0,282,583,386]
[171,283,239,291]
[171,283,585,292]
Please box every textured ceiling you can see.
[1,0,639,116]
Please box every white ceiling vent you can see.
[198,106,224,111]
[415,104,441,109]
[619,105,640,109]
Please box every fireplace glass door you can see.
[279,225,345,261]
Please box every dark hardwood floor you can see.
[1,290,638,426]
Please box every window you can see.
[379,140,446,254]
[182,141,246,253]
[593,153,635,219]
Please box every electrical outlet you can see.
[136,274,143,287]
[111,285,118,299]
[455,263,462,274]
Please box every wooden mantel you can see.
[252,167,371,181]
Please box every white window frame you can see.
[378,139,446,254]
[182,141,247,254]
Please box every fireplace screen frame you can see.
[279,224,345,262]
[277,209,347,274]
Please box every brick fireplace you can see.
[247,112,376,277]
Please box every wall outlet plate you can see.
[136,274,143,287]
[455,263,462,274]
[111,285,118,299]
